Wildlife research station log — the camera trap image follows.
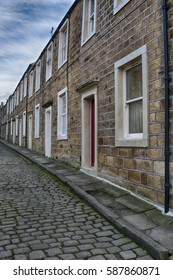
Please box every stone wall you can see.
[2,0,173,209]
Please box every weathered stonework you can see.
[1,0,173,210]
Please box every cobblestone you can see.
[0,143,153,260]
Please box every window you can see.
[7,101,9,115]
[46,42,53,81]
[126,64,143,135]
[57,87,68,140]
[58,20,68,68]
[20,81,23,102]
[82,0,96,44]
[35,60,41,91]
[29,71,34,97]
[16,88,19,106]
[14,92,16,109]
[10,98,13,113]
[115,45,148,147]
[23,111,26,137]
[114,0,131,14]
[24,75,27,97]
[35,104,40,138]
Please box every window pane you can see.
[129,100,143,133]
[84,0,89,38]
[91,0,94,14]
[126,64,142,100]
[62,95,66,114]
[62,115,67,135]
[89,0,95,33]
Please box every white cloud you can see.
[0,0,74,104]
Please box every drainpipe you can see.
[162,0,171,213]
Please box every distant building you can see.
[1,0,173,213]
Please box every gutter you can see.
[162,0,171,213]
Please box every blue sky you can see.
[0,0,74,104]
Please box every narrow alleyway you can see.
[0,143,153,260]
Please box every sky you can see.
[0,0,74,105]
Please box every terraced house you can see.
[0,0,173,213]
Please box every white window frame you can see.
[23,111,26,137]
[29,71,34,98]
[114,45,148,147]
[46,42,53,81]
[114,0,131,14]
[35,104,40,138]
[16,88,19,106]
[10,98,13,113]
[82,0,97,45]
[35,60,41,92]
[57,87,68,140]
[20,81,23,102]
[7,101,9,115]
[58,20,69,69]
[14,92,16,109]
[24,74,27,97]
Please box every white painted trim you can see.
[81,86,98,175]
[19,119,22,146]
[46,42,53,81]
[45,106,52,157]
[23,111,26,137]
[15,115,18,136]
[57,87,68,140]
[114,0,131,15]
[28,115,32,150]
[35,104,40,139]
[58,19,69,69]
[81,0,97,46]
[35,60,41,92]
[115,45,148,147]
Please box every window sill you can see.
[115,138,148,147]
[58,59,67,70]
[57,136,68,141]
[81,32,95,46]
[114,0,131,15]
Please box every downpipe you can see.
[162,0,171,213]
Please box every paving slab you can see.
[150,226,173,253]
[123,213,156,231]
[116,195,154,213]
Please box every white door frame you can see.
[45,106,52,157]
[28,115,32,150]
[81,87,98,176]
[19,119,22,146]
[12,121,16,144]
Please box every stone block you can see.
[154,161,164,174]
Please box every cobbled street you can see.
[0,143,153,260]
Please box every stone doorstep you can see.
[116,195,154,213]
[123,213,156,231]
